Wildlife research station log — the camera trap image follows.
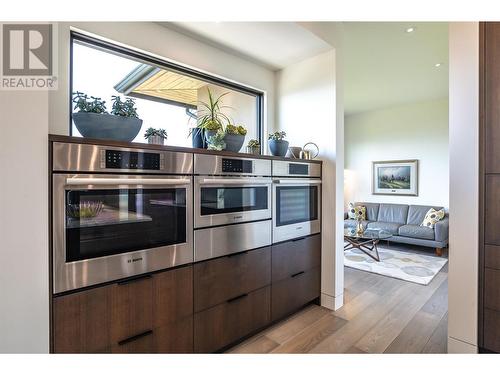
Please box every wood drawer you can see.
[485,245,500,270]
[485,268,500,311]
[271,267,320,322]
[53,284,112,353]
[194,247,271,312]
[484,308,500,352]
[272,234,321,283]
[110,276,154,344]
[194,286,271,353]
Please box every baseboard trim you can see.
[321,292,343,311]
[447,336,478,353]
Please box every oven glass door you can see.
[65,187,186,262]
[275,185,319,227]
[195,177,272,227]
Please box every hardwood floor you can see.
[228,256,448,354]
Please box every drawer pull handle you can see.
[117,274,152,285]
[227,293,249,303]
[226,251,249,258]
[118,330,153,346]
[291,271,305,278]
[292,237,307,242]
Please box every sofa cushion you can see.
[355,202,380,221]
[398,224,435,240]
[377,203,409,224]
[421,208,446,228]
[367,221,402,235]
[407,205,444,225]
[344,219,371,229]
[347,202,366,220]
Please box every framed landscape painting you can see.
[372,160,418,196]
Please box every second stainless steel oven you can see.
[52,142,193,294]
[272,160,322,243]
[194,154,272,261]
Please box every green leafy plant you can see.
[144,127,168,140]
[268,131,287,141]
[247,139,260,148]
[197,88,232,132]
[206,129,226,151]
[72,92,107,114]
[226,124,247,136]
[111,95,139,118]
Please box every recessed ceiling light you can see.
[435,63,442,67]
[405,27,415,33]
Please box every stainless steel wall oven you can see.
[272,160,322,243]
[193,154,272,261]
[52,142,193,293]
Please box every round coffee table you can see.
[344,228,392,262]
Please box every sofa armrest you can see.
[434,216,449,243]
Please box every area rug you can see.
[344,246,448,285]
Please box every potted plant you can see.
[268,131,289,156]
[144,127,168,145]
[72,92,143,142]
[246,139,260,155]
[224,124,247,152]
[206,129,226,151]
[196,88,230,143]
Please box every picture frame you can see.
[372,159,418,196]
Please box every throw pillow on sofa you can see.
[421,208,445,228]
[348,202,366,220]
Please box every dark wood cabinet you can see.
[194,246,271,312]
[194,286,271,353]
[480,22,500,353]
[272,267,321,321]
[270,234,321,321]
[53,284,112,353]
[53,265,193,353]
[271,234,321,283]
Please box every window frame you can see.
[69,31,265,151]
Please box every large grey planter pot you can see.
[224,133,245,153]
[268,139,289,157]
[73,112,142,142]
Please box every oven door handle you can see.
[65,177,191,186]
[273,179,322,185]
[200,178,271,185]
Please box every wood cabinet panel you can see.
[485,245,500,270]
[485,175,500,245]
[485,268,500,312]
[154,317,193,353]
[110,276,153,344]
[153,266,193,326]
[271,267,320,322]
[484,308,500,352]
[194,247,271,312]
[53,285,112,353]
[194,286,271,353]
[272,234,321,283]
[485,23,500,173]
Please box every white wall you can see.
[448,22,479,354]
[345,98,449,208]
[276,49,344,310]
[49,22,275,143]
[0,88,49,351]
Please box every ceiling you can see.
[165,22,333,70]
[343,22,448,115]
[161,22,448,115]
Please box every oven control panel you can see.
[222,158,253,173]
[289,163,309,175]
[104,150,162,170]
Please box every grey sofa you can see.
[344,202,449,256]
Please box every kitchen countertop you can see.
[48,134,323,164]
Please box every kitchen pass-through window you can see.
[70,32,263,149]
